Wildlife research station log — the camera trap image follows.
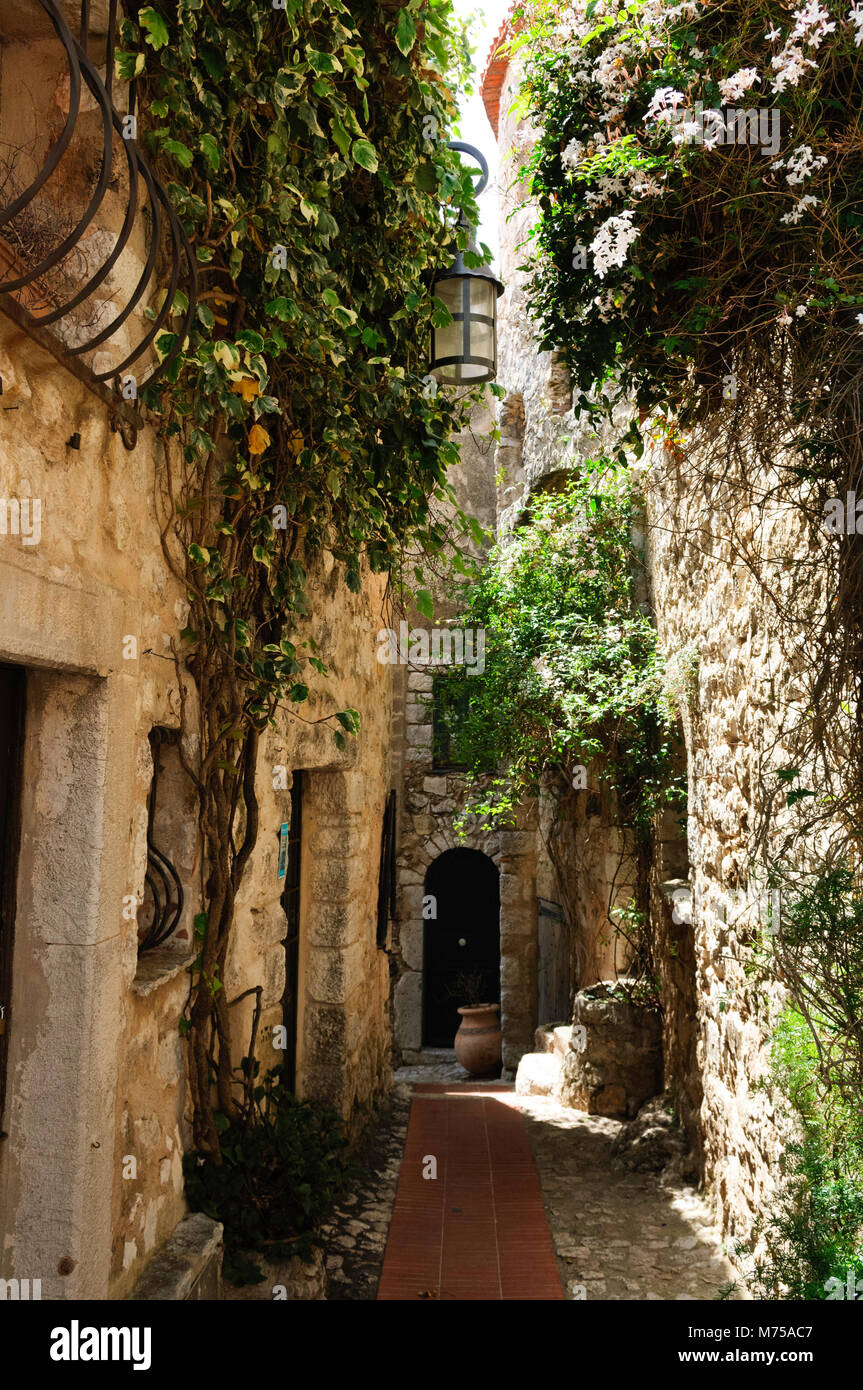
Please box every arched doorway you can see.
[422,848,500,1047]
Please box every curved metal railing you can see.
[140,838,184,954]
[0,0,196,417]
[138,728,185,954]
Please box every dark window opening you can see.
[432,675,470,770]
[137,728,191,955]
[376,789,397,949]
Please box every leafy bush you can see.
[184,1069,353,1285]
[514,0,863,422]
[744,1008,863,1300]
[445,458,677,830]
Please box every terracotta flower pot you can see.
[454,1003,502,1077]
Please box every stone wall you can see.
[0,8,395,1293]
[390,401,547,1076]
[642,449,808,1249]
[0,295,396,1297]
[483,31,818,1258]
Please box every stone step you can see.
[515,1051,563,1097]
[533,1023,572,1058]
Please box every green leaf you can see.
[416,588,434,621]
[351,139,378,173]
[139,6,170,49]
[330,116,351,157]
[162,137,194,169]
[307,49,342,74]
[395,9,417,55]
[114,49,146,81]
[200,133,220,171]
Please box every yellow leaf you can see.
[289,431,304,456]
[248,423,271,455]
[231,377,261,403]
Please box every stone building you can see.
[479,11,837,1258]
[388,390,580,1078]
[0,1,394,1300]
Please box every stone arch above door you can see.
[394,815,539,1076]
[422,847,500,1048]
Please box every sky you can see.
[449,0,512,267]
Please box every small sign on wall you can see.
[278,822,289,879]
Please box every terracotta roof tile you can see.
[480,5,523,138]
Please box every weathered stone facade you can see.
[0,300,396,1296]
[0,4,394,1298]
[389,405,551,1076]
[482,20,821,1261]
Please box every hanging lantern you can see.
[429,143,504,386]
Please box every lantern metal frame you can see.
[430,142,503,386]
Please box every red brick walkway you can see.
[377,1084,563,1301]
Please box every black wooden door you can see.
[0,663,25,1138]
[422,848,500,1047]
[279,774,303,1091]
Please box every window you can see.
[432,675,470,770]
[376,790,397,948]
[137,728,192,955]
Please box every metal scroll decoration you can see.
[0,0,196,411]
[139,735,185,954]
[140,839,184,954]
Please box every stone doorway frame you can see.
[394,817,537,1076]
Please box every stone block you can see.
[394,971,422,1051]
[307,900,358,949]
[129,1213,223,1301]
[515,1052,562,1096]
[558,982,662,1119]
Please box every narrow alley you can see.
[320,1063,738,1303]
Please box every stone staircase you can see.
[514,1023,572,1097]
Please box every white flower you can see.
[771,44,818,92]
[718,67,760,102]
[643,87,686,123]
[561,138,585,172]
[856,313,863,333]
[765,25,783,40]
[672,119,702,145]
[777,309,793,325]
[791,1,836,45]
[590,210,641,279]
[780,193,820,223]
[795,304,807,316]
[632,175,665,198]
[783,144,828,185]
[583,174,628,211]
[849,3,863,45]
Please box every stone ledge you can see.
[132,946,195,997]
[128,1212,223,1301]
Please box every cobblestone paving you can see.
[323,1068,743,1302]
[518,1093,745,1302]
[322,1085,412,1300]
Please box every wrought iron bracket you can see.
[0,0,196,418]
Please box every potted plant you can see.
[448,971,501,1077]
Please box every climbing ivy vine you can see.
[443,461,684,987]
[119,0,487,1158]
